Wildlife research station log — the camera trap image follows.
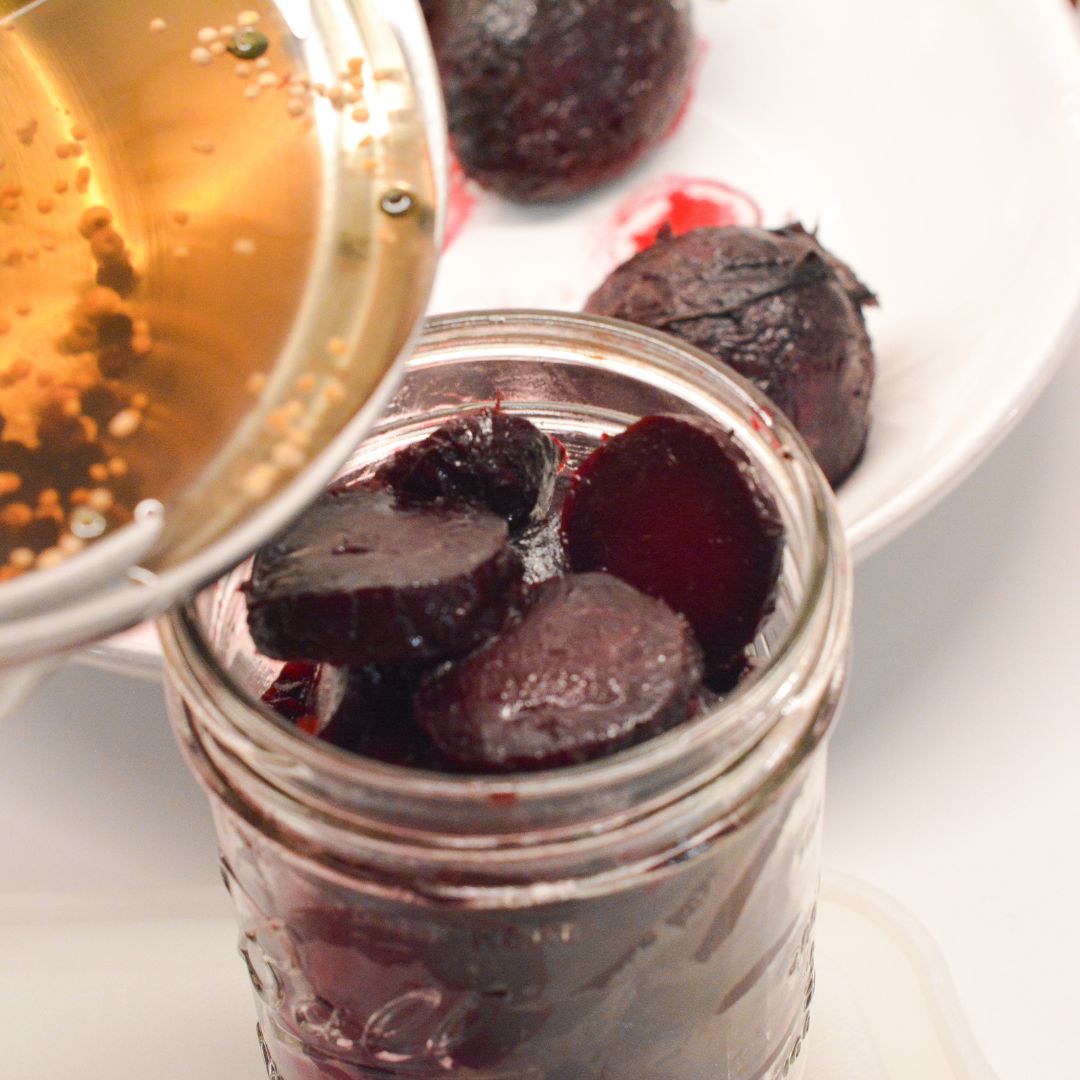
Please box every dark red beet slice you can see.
[260,660,320,727]
[374,407,562,531]
[414,572,703,772]
[585,223,876,486]
[260,662,442,767]
[561,415,782,684]
[313,665,447,768]
[245,488,523,667]
[436,0,694,202]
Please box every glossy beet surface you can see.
[245,488,523,667]
[436,0,694,201]
[260,660,319,726]
[414,572,703,771]
[250,409,785,770]
[374,407,562,530]
[561,415,782,684]
[585,223,877,486]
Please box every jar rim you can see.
[160,309,851,831]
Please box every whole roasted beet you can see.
[586,223,876,486]
[436,0,694,202]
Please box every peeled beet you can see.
[561,415,782,684]
[374,407,562,530]
[245,488,523,667]
[260,660,319,726]
[314,665,445,768]
[436,0,694,202]
[585,223,876,486]
[414,572,703,772]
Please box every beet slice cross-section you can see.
[414,572,704,772]
[245,487,524,667]
[561,415,783,685]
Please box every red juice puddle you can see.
[633,188,740,251]
[444,152,475,251]
[607,175,763,262]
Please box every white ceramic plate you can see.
[84,0,1080,677]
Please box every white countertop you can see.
[1,353,1078,1079]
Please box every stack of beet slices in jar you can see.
[246,407,783,773]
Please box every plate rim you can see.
[78,0,1080,674]
[843,0,1080,561]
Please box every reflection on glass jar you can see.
[161,311,852,1080]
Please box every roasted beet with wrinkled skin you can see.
[436,0,694,202]
[245,488,523,667]
[585,223,876,486]
[374,407,561,530]
[414,572,703,772]
[561,414,782,684]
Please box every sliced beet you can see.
[260,661,447,767]
[436,0,694,202]
[560,415,782,684]
[414,572,703,772]
[260,660,320,725]
[418,0,452,56]
[245,488,524,667]
[313,665,446,768]
[374,407,561,530]
[585,223,876,486]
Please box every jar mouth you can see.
[161,310,851,839]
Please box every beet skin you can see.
[586,223,877,486]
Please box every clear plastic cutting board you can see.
[0,874,999,1079]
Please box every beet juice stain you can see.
[444,154,476,251]
[608,174,763,260]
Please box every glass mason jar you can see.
[159,310,852,1080]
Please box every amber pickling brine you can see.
[0,0,440,699]
[161,311,852,1080]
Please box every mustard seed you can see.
[107,408,142,439]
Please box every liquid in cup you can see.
[0,0,439,706]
